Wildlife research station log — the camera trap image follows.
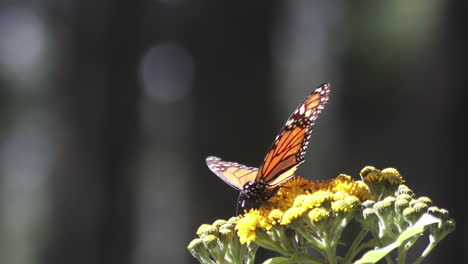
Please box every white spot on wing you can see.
[299,105,305,115]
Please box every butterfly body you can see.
[206,83,331,215]
[238,180,279,213]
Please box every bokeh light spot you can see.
[0,8,46,79]
[140,42,194,102]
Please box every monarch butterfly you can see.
[206,83,331,215]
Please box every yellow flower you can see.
[187,238,205,253]
[196,224,218,237]
[381,168,405,185]
[189,165,455,264]
[333,190,350,201]
[268,209,284,226]
[331,195,360,213]
[211,219,227,228]
[236,174,372,244]
[303,190,334,209]
[235,209,261,244]
[418,196,432,205]
[308,207,330,222]
[360,167,405,200]
[361,166,405,186]
[202,234,218,249]
[281,207,307,225]
[348,180,374,201]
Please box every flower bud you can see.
[412,202,429,213]
[187,238,206,254]
[402,207,425,224]
[427,206,449,221]
[360,166,380,178]
[395,198,410,214]
[281,207,306,225]
[381,168,404,185]
[332,196,360,213]
[268,209,284,225]
[362,208,378,229]
[362,167,403,199]
[202,234,218,249]
[374,200,393,215]
[417,196,432,206]
[362,200,375,208]
[308,207,330,222]
[187,238,211,263]
[220,222,235,231]
[396,185,415,197]
[396,193,413,201]
[363,208,376,220]
[383,196,396,205]
[218,227,234,241]
[227,217,237,224]
[197,224,218,237]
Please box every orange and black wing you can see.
[206,156,259,190]
[257,83,331,186]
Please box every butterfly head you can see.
[236,181,279,215]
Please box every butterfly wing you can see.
[257,83,331,186]
[206,156,259,190]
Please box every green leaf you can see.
[289,252,323,263]
[262,253,323,264]
[262,257,290,264]
[354,214,439,264]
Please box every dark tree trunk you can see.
[189,0,280,226]
[43,1,143,264]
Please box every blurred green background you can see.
[0,0,465,263]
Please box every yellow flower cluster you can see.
[188,217,258,264]
[236,175,372,244]
[361,166,405,185]
[360,166,405,200]
[189,166,456,264]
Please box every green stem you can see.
[384,255,395,264]
[257,239,291,256]
[289,252,325,264]
[272,226,295,253]
[279,227,296,251]
[255,231,295,256]
[246,244,258,264]
[412,240,438,264]
[230,237,242,264]
[352,239,397,264]
[354,238,378,254]
[368,229,394,264]
[342,229,368,264]
[323,244,337,264]
[207,245,224,264]
[397,244,407,264]
[198,254,217,264]
[322,216,350,264]
[398,234,422,264]
[291,220,325,250]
